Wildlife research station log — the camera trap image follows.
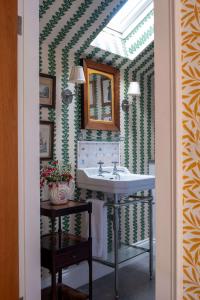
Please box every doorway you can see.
[18,0,179,299]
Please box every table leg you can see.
[57,216,62,299]
[51,216,56,234]
[88,258,92,300]
[51,267,57,300]
[58,270,62,300]
[51,217,57,300]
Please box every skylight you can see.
[106,0,152,35]
[90,0,154,61]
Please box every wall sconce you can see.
[122,81,141,112]
[62,66,85,105]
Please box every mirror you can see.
[89,72,113,121]
[83,59,120,131]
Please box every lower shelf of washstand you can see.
[94,243,149,267]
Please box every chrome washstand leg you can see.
[149,192,153,280]
[113,194,120,299]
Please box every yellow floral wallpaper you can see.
[181,0,200,298]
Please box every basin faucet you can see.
[112,161,125,175]
[112,162,122,181]
[97,161,110,176]
[112,161,119,175]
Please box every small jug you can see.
[49,180,75,205]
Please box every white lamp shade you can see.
[128,81,141,96]
[69,66,85,84]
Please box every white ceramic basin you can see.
[77,166,155,194]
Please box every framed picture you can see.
[40,73,56,108]
[101,78,112,106]
[40,121,54,160]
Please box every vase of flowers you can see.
[40,161,74,205]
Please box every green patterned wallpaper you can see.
[40,0,154,250]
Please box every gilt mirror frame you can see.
[83,59,120,131]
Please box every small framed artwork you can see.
[40,121,54,160]
[40,73,56,108]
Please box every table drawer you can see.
[55,244,90,269]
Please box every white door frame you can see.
[154,0,182,299]
[18,0,41,299]
[18,0,182,299]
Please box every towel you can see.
[82,199,108,259]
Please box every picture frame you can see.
[40,121,54,160]
[39,73,56,108]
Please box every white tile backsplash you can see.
[77,141,120,168]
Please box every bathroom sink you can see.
[77,166,155,194]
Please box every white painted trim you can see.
[18,1,25,297]
[18,0,41,299]
[154,0,179,299]
[174,0,183,298]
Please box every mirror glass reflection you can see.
[88,72,113,121]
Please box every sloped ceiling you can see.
[39,0,153,64]
[40,0,128,56]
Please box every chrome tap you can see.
[112,161,125,180]
[112,161,119,175]
[112,161,120,180]
[97,161,110,176]
[112,161,125,175]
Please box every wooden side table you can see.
[41,200,92,300]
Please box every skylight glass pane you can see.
[107,0,152,34]
[91,0,154,61]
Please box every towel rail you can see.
[104,195,154,207]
